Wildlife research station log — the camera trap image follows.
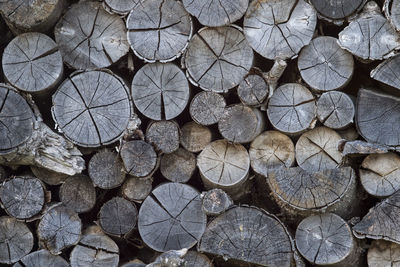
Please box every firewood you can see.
[54,1,129,70]
[30,166,68,185]
[201,188,233,216]
[267,83,317,135]
[131,63,190,120]
[38,203,82,254]
[197,139,250,200]
[160,148,196,183]
[98,197,137,237]
[243,0,317,60]
[339,140,390,156]
[120,140,158,178]
[0,216,33,264]
[138,182,207,252]
[2,32,63,95]
[13,249,69,267]
[103,0,140,16]
[310,0,366,24]
[367,240,400,267]
[183,26,254,93]
[298,36,354,92]
[180,122,213,153]
[317,91,355,129]
[0,176,45,220]
[384,0,400,31]
[182,251,214,267]
[145,120,180,154]
[371,54,400,91]
[189,91,226,126]
[237,71,268,107]
[126,0,192,63]
[121,176,153,203]
[59,175,96,213]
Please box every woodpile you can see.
[5,0,400,266]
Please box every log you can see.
[0,176,45,220]
[338,126,359,141]
[2,32,63,95]
[30,166,68,185]
[14,249,69,267]
[218,104,265,144]
[52,69,132,147]
[360,152,400,198]
[198,206,296,267]
[371,54,400,91]
[126,0,192,63]
[243,0,317,60]
[356,88,400,147]
[0,0,65,34]
[317,91,355,129]
[353,189,400,244]
[182,0,248,27]
[367,240,400,267]
[151,249,187,267]
[339,140,390,156]
[384,0,400,32]
[237,72,268,107]
[267,167,357,220]
[183,26,254,93]
[88,150,126,189]
[189,91,226,126]
[180,121,213,153]
[182,251,214,267]
[103,0,140,16]
[121,176,153,203]
[298,36,354,92]
[146,120,180,154]
[0,216,33,264]
[59,175,96,213]
[201,188,233,216]
[310,0,366,23]
[295,127,343,172]
[131,63,190,120]
[54,1,129,70]
[267,83,317,135]
[120,260,146,267]
[98,197,138,237]
[197,139,250,200]
[120,140,158,178]
[138,182,207,252]
[38,203,82,254]
[160,148,196,183]
[295,213,361,266]
[338,1,400,60]
[70,225,119,267]
[249,130,295,177]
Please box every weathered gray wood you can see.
[138,182,207,252]
[295,127,343,171]
[120,260,146,267]
[88,150,126,189]
[338,1,400,60]
[296,213,359,266]
[249,130,295,177]
[198,206,295,267]
[70,225,119,267]
[59,175,96,213]
[2,32,63,94]
[353,189,400,244]
[197,139,250,200]
[98,197,137,237]
[132,63,190,120]
[317,91,355,129]
[218,104,265,144]
[0,176,45,220]
[52,69,131,147]
[0,0,65,34]
[151,249,187,267]
[243,0,317,60]
[189,91,226,126]
[237,72,268,107]
[184,26,254,93]
[14,249,69,267]
[38,203,82,255]
[371,54,400,91]
[0,217,33,264]
[146,120,180,154]
[126,0,192,63]
[160,148,196,183]
[183,251,214,267]
[182,0,248,27]
[0,83,34,153]
[384,0,400,32]
[103,0,140,15]
[338,126,359,141]
[120,140,158,178]
[356,88,400,147]
[121,176,153,203]
[298,36,354,92]
[54,1,129,70]
[310,0,366,23]
[262,59,288,99]
[201,188,233,216]
[267,83,317,135]
[367,240,400,267]
[180,122,213,153]
[267,167,357,219]
[339,140,390,156]
[30,166,68,185]
[360,152,400,198]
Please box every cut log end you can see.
[146,120,180,154]
[189,91,226,126]
[160,148,196,183]
[120,140,158,178]
[180,122,213,153]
